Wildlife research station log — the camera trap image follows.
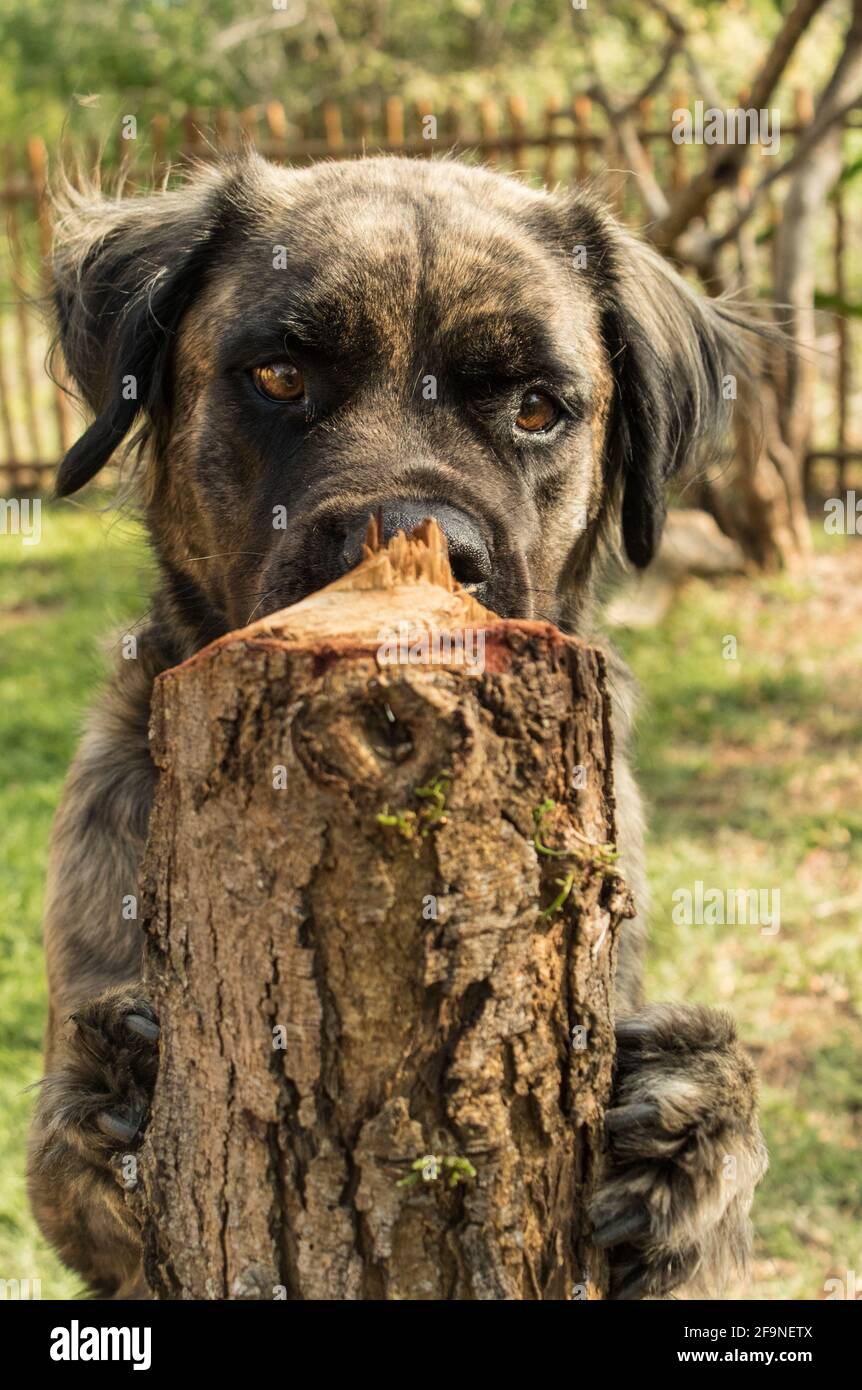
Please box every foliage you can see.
[0,0,849,145]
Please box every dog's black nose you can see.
[340,500,492,587]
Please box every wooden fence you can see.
[1,92,859,495]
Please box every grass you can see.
[0,501,860,1299]
[0,498,154,1299]
[611,534,862,1299]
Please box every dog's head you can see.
[53,152,752,643]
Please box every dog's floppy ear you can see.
[570,202,754,568]
[52,167,238,497]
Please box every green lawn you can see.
[0,500,155,1299]
[611,537,862,1299]
[1,502,859,1299]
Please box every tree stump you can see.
[136,519,633,1300]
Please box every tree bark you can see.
[135,521,633,1300]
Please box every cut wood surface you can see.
[135,519,633,1299]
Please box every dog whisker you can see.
[244,590,279,626]
[184,551,267,562]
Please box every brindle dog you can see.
[29,152,767,1299]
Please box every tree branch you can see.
[709,0,862,251]
[581,11,675,221]
[645,0,725,110]
[649,0,830,253]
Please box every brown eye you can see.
[252,360,305,402]
[515,389,559,433]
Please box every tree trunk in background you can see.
[134,522,633,1300]
[691,0,862,571]
[770,125,845,510]
[707,125,844,573]
[698,386,813,573]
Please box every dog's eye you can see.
[252,361,305,402]
[515,390,559,433]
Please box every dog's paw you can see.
[28,987,158,1293]
[590,1003,768,1300]
[35,986,159,1184]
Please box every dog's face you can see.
[54,153,749,644]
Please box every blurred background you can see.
[1,0,860,1299]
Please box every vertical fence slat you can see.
[215,107,232,153]
[794,86,815,131]
[573,94,592,184]
[151,114,169,183]
[322,101,344,152]
[352,101,372,151]
[182,108,203,162]
[543,95,561,185]
[445,100,464,148]
[508,93,527,174]
[117,118,138,194]
[239,106,259,146]
[265,101,289,162]
[385,96,404,148]
[0,320,20,469]
[416,99,435,158]
[4,143,43,461]
[479,98,500,167]
[26,134,73,456]
[604,121,625,215]
[834,188,849,492]
[0,145,21,473]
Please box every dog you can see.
[28,151,767,1299]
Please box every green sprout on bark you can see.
[532,799,571,858]
[375,806,419,838]
[532,799,619,917]
[540,870,576,920]
[396,1153,477,1189]
[377,773,451,841]
[414,775,450,828]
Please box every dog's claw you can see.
[605,1101,657,1134]
[611,1262,653,1300]
[97,1108,142,1144]
[614,1018,657,1049]
[126,1013,160,1043]
[591,1207,651,1249]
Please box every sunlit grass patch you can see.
[614,540,862,1300]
